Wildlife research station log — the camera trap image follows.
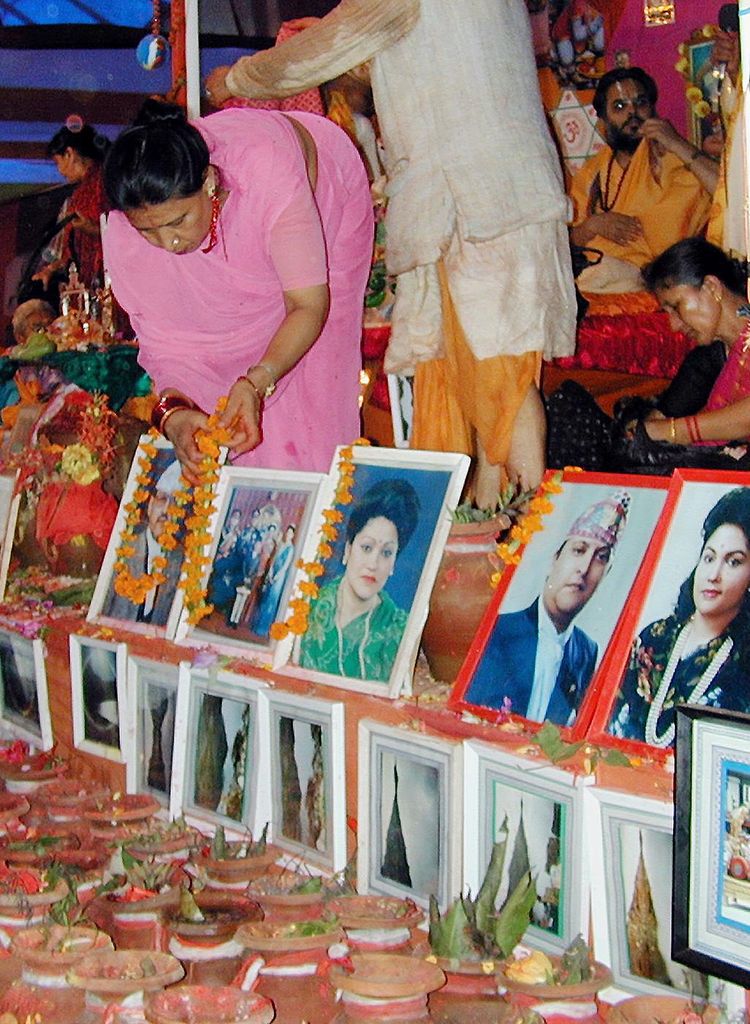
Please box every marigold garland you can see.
[494,468,581,576]
[269,439,370,642]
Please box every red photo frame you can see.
[585,469,750,760]
[448,470,669,739]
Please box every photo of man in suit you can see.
[102,458,185,628]
[465,490,630,725]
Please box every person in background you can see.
[10,299,55,346]
[464,491,630,725]
[205,0,577,502]
[103,100,372,479]
[569,67,715,294]
[33,123,110,294]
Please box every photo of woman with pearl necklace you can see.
[609,483,750,748]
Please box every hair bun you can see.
[134,98,188,128]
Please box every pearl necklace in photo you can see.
[644,621,733,747]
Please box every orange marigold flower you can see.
[270,622,290,641]
[323,508,344,523]
[298,580,320,598]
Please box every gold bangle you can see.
[669,417,677,442]
[235,375,264,403]
[159,403,190,436]
[246,363,277,398]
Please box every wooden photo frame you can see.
[126,656,179,806]
[588,471,750,757]
[70,634,128,762]
[674,704,750,990]
[463,740,589,955]
[357,719,462,910]
[585,784,713,1001]
[88,436,190,639]
[449,471,668,735]
[170,664,268,836]
[259,689,346,872]
[175,467,325,661]
[278,444,469,698]
[681,28,724,153]
[0,629,51,750]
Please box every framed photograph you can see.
[585,784,710,1000]
[88,436,191,639]
[0,629,51,749]
[449,471,669,734]
[175,467,325,660]
[259,689,346,872]
[170,664,268,835]
[674,704,750,989]
[681,28,724,153]
[0,471,20,601]
[126,656,179,805]
[357,719,462,910]
[70,634,128,762]
[588,471,750,756]
[278,444,469,698]
[463,741,588,955]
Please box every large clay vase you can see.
[145,986,275,1024]
[421,515,509,684]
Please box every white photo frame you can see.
[170,664,268,836]
[126,656,180,805]
[463,740,589,955]
[0,630,51,750]
[584,785,710,1001]
[258,688,346,872]
[88,435,190,640]
[174,466,326,661]
[70,634,128,762]
[277,445,469,698]
[357,718,462,910]
[387,374,414,449]
[0,471,20,601]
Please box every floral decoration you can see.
[494,469,580,573]
[270,440,370,641]
[675,27,717,122]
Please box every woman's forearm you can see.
[647,396,750,443]
[243,283,330,390]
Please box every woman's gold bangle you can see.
[668,417,677,442]
[235,375,264,403]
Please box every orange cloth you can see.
[569,141,712,268]
[411,263,540,466]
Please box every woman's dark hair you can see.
[47,123,110,163]
[675,488,750,657]
[345,478,421,553]
[103,99,209,211]
[642,237,747,296]
[592,67,658,120]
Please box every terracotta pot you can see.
[145,986,275,1024]
[104,885,180,952]
[327,895,424,952]
[0,792,29,828]
[195,844,278,887]
[244,873,326,921]
[431,955,506,996]
[11,923,113,987]
[500,956,612,1024]
[165,891,263,986]
[0,761,67,795]
[126,826,204,864]
[37,779,110,822]
[235,918,344,955]
[421,515,509,684]
[0,874,69,946]
[330,952,446,1021]
[606,995,715,1024]
[68,950,184,1020]
[83,793,161,826]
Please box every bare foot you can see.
[473,439,502,510]
[506,384,546,492]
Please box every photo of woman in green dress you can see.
[299,478,421,682]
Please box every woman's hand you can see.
[204,66,233,107]
[644,418,669,442]
[218,378,263,458]
[162,408,210,484]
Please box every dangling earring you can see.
[201,170,221,254]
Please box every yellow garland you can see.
[675,26,716,123]
[113,429,191,605]
[494,468,581,578]
[270,439,371,641]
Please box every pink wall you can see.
[609,0,725,136]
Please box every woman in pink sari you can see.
[103,100,372,476]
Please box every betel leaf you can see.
[428,893,475,960]
[179,886,205,924]
[493,870,536,958]
[603,749,632,767]
[210,825,227,860]
[535,722,584,764]
[556,933,592,985]
[474,832,508,937]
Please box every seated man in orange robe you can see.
[570,67,716,294]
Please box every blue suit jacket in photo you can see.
[464,599,597,725]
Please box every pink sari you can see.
[104,108,373,472]
[703,322,750,442]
